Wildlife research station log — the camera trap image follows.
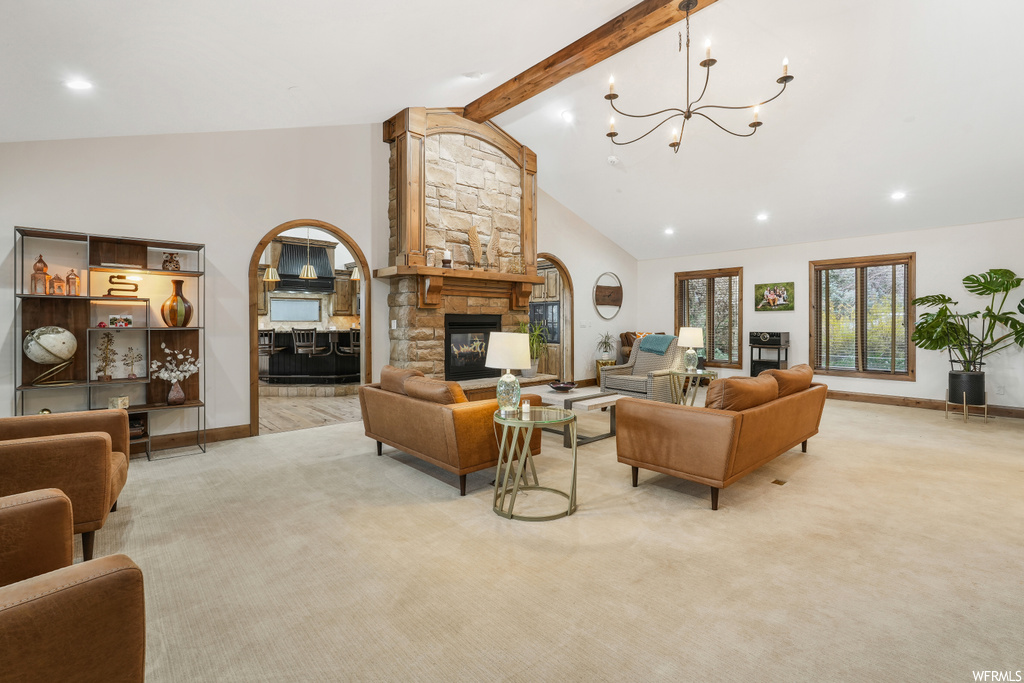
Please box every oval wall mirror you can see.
[593,272,623,320]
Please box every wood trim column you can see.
[384,108,427,267]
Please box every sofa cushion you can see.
[403,377,469,405]
[759,364,814,398]
[380,365,424,395]
[705,375,779,411]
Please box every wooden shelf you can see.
[373,265,543,284]
[126,400,204,414]
[17,295,151,302]
[90,266,203,277]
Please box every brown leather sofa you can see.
[616,365,827,509]
[0,409,130,560]
[360,366,542,495]
[0,489,145,682]
[619,331,666,363]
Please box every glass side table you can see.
[669,369,719,406]
[493,407,578,521]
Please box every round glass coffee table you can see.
[492,407,578,521]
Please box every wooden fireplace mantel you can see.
[373,265,542,310]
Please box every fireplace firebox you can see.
[445,314,502,381]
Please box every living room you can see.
[2,1,1022,681]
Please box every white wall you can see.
[0,123,391,430]
[537,189,638,381]
[635,217,1024,408]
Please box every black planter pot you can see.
[948,371,985,406]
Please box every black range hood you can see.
[277,243,335,292]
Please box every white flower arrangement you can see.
[150,343,202,383]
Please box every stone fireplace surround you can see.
[376,108,543,379]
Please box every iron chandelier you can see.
[605,0,794,152]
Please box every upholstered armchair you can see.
[0,409,130,560]
[600,335,682,402]
[0,489,146,682]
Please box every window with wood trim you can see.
[675,268,742,368]
[810,252,916,379]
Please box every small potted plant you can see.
[518,322,549,378]
[597,332,615,360]
[94,331,118,381]
[912,268,1024,407]
[150,343,202,405]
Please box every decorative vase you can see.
[167,381,185,405]
[521,359,540,378]
[161,279,193,327]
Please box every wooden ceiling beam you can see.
[463,0,719,124]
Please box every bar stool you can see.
[258,330,286,356]
[335,328,361,356]
[291,328,331,357]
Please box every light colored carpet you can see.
[93,401,1024,682]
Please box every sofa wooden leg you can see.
[802,440,807,453]
[376,441,382,456]
[110,500,117,513]
[82,531,95,561]
[710,487,719,511]
[459,474,467,497]
[631,466,638,487]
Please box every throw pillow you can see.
[404,377,469,404]
[758,364,813,398]
[634,332,655,341]
[380,365,424,395]
[705,375,780,411]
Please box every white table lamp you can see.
[485,332,532,412]
[677,327,704,372]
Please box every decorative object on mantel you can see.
[507,246,525,274]
[160,279,193,327]
[425,248,436,268]
[122,346,144,379]
[468,225,483,269]
[30,255,49,295]
[484,332,531,414]
[162,252,181,271]
[597,332,615,360]
[150,343,202,406]
[441,249,453,269]
[94,331,118,381]
[106,274,141,298]
[605,0,793,153]
[66,269,80,296]
[485,235,499,272]
[911,268,1024,413]
[23,326,77,385]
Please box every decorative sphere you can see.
[23,326,77,365]
[38,408,52,414]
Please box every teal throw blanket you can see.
[638,334,675,355]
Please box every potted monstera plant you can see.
[911,268,1024,407]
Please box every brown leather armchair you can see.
[0,409,130,560]
[0,489,145,682]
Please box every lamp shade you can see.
[677,327,704,348]
[484,332,531,370]
[263,266,280,282]
[299,263,318,280]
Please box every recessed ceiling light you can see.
[560,110,574,123]
[891,191,907,200]
[757,213,769,221]
[462,71,484,80]
[665,228,674,235]
[65,79,93,90]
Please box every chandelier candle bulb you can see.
[705,39,711,60]
[783,57,789,76]
[609,76,615,94]
[753,107,759,123]
[609,117,616,133]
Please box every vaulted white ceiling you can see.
[3,0,1023,260]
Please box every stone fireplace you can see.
[376,108,543,379]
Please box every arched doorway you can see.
[248,219,372,436]
[532,253,574,381]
